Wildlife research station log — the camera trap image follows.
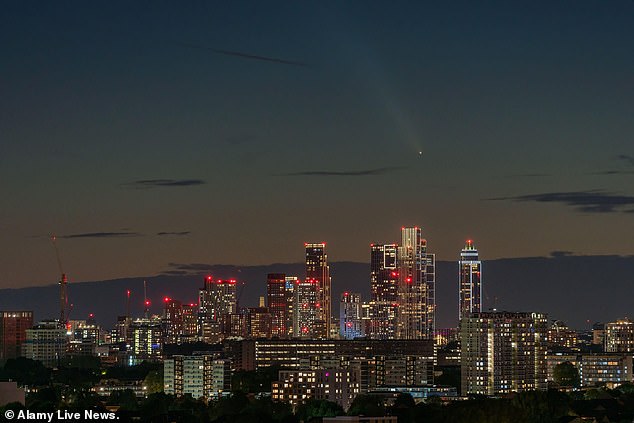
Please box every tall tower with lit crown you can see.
[305,243,331,339]
[459,240,482,321]
[397,227,435,339]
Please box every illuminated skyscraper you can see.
[285,276,297,337]
[397,227,434,340]
[198,277,237,343]
[369,244,399,339]
[163,298,183,344]
[267,273,288,338]
[305,243,331,339]
[340,292,363,339]
[293,278,317,338]
[459,240,482,321]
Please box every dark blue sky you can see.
[1,1,633,288]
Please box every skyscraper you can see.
[285,276,297,338]
[163,298,183,345]
[369,244,399,339]
[198,277,237,343]
[305,243,331,339]
[293,278,317,338]
[340,292,363,339]
[458,240,482,321]
[397,227,434,340]
[266,273,288,338]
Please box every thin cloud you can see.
[157,231,191,236]
[588,170,634,176]
[277,167,405,177]
[177,42,311,67]
[121,179,206,189]
[550,251,574,258]
[618,154,634,167]
[488,190,634,213]
[60,232,141,239]
[503,173,551,179]
[164,263,242,276]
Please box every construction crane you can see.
[51,235,68,328]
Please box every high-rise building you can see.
[605,318,634,353]
[131,318,163,362]
[293,279,318,338]
[267,273,288,338]
[305,243,331,339]
[340,292,363,339]
[163,298,183,345]
[164,355,231,399]
[458,240,482,321]
[547,320,578,349]
[0,311,33,360]
[198,277,237,343]
[181,303,199,344]
[461,311,548,395]
[284,277,297,338]
[397,227,434,340]
[247,307,273,339]
[111,316,133,347]
[369,244,399,339]
[22,320,68,367]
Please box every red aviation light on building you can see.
[391,272,398,277]
[190,303,196,307]
[346,322,353,328]
[301,327,309,333]
[145,300,151,306]
[406,277,412,284]
[89,313,94,318]
[228,279,237,284]
[344,292,349,296]
[316,303,321,308]
[164,297,171,303]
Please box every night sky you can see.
[1,2,633,289]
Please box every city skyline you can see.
[2,1,634,289]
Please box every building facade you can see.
[164,355,231,399]
[305,243,331,339]
[22,320,68,367]
[461,311,548,395]
[340,292,363,339]
[369,244,399,339]
[458,240,482,321]
[397,227,435,340]
[0,311,33,360]
[198,277,237,343]
[605,318,634,353]
[267,273,288,338]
